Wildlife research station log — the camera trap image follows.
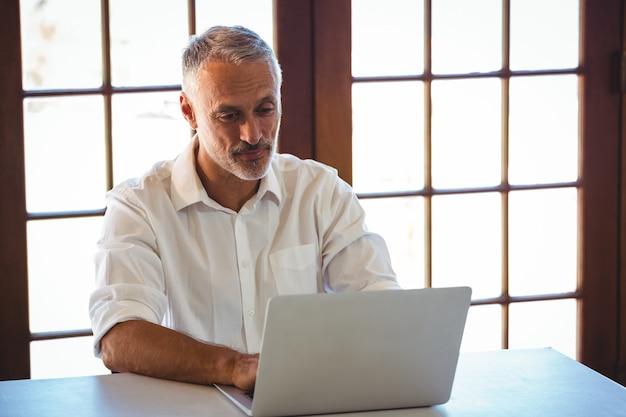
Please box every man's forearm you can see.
[99,320,258,390]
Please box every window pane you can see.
[461,304,502,352]
[24,96,107,212]
[509,75,578,185]
[352,0,424,76]
[509,188,577,296]
[510,0,579,71]
[30,336,109,379]
[112,92,191,184]
[28,217,102,333]
[431,78,501,189]
[109,0,188,87]
[352,81,424,193]
[20,0,102,90]
[432,193,501,299]
[509,299,577,359]
[360,197,425,289]
[195,0,274,49]
[431,0,501,74]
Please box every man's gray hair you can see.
[182,25,282,95]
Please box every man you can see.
[89,25,400,392]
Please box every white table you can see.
[1,348,625,416]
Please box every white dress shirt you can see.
[89,137,400,355]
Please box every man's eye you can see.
[257,106,275,116]
[217,113,238,123]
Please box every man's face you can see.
[181,60,282,182]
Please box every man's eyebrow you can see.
[214,104,240,114]
[257,94,278,105]
[216,96,277,112]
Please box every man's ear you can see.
[180,92,198,129]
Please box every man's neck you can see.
[196,165,260,212]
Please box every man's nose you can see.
[240,118,261,145]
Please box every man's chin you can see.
[233,160,272,181]
[234,149,273,180]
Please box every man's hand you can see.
[230,353,259,391]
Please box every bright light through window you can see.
[352,0,580,359]
[20,0,274,379]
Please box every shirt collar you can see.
[171,135,282,211]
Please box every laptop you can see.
[215,286,472,417]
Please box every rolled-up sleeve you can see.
[321,175,401,292]
[89,185,168,356]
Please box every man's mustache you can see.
[233,140,273,153]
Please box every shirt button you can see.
[241,260,250,268]
[247,309,256,316]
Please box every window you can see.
[2,0,623,384]
[16,0,272,379]
[351,0,580,357]
[272,0,622,380]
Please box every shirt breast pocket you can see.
[269,244,318,295]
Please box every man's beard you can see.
[229,139,275,180]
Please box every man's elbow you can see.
[99,321,134,373]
